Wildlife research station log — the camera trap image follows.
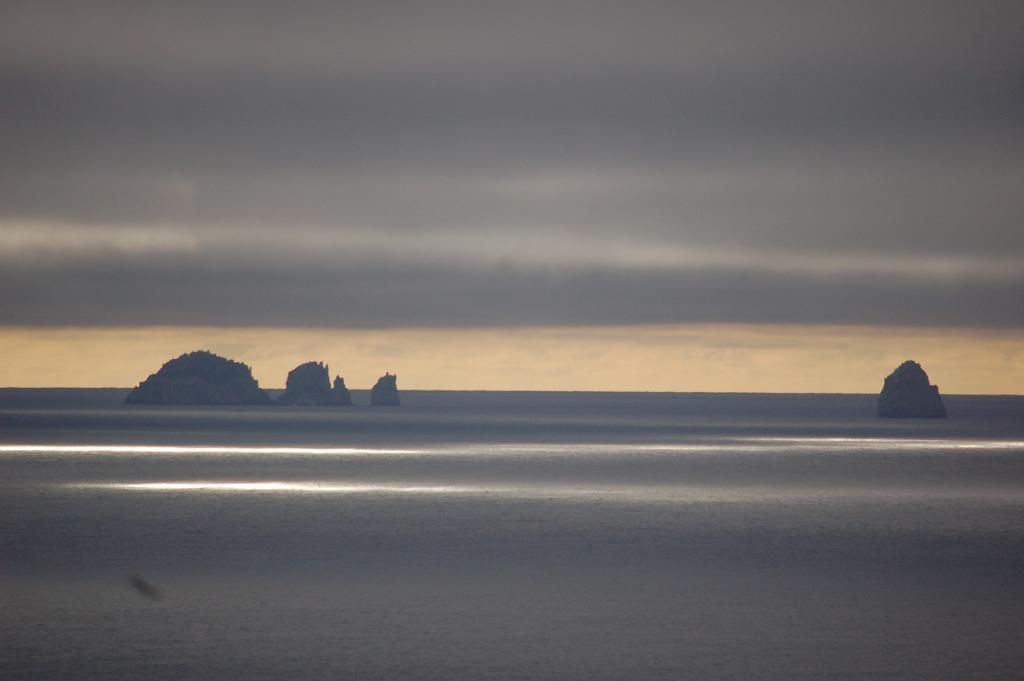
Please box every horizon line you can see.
[1,386,1021,398]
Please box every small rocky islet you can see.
[124,350,397,407]
[877,360,947,418]
[123,351,270,406]
[277,361,352,406]
[370,373,400,406]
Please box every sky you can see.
[1,1,1022,392]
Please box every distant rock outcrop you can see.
[332,375,353,407]
[278,361,353,406]
[124,351,270,405]
[878,360,947,418]
[370,372,400,406]
[278,361,332,405]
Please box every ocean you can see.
[1,389,1023,680]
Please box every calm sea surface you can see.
[2,390,1023,680]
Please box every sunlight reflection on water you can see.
[3,437,1024,459]
[0,444,420,455]
[62,480,1024,504]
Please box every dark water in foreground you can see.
[1,390,1023,680]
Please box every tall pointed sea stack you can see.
[125,351,270,405]
[278,361,353,406]
[332,376,353,406]
[370,373,400,406]
[877,360,947,418]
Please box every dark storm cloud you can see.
[1,250,1021,328]
[1,0,1023,327]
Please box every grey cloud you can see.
[4,158,1023,259]
[3,1,1022,77]
[1,1,1023,329]
[0,250,1021,328]
[4,65,1020,176]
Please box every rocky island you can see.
[125,351,394,406]
[877,360,947,418]
[370,373,401,406]
[124,351,271,405]
[277,361,352,406]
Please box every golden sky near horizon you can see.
[1,324,1021,394]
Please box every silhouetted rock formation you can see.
[332,375,353,406]
[124,351,270,405]
[278,362,353,406]
[278,361,331,405]
[370,372,400,406]
[878,360,947,418]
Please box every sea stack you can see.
[332,376,353,406]
[124,350,270,405]
[877,360,947,418]
[370,373,400,406]
[278,362,353,406]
